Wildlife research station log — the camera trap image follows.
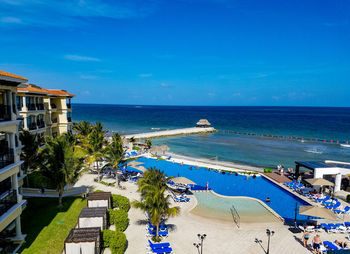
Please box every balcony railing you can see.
[27,103,36,110]
[0,190,17,216]
[52,118,58,124]
[0,178,12,196]
[28,122,37,130]
[51,104,57,109]
[0,148,14,169]
[17,103,22,111]
[37,120,45,129]
[67,104,72,109]
[67,117,72,122]
[12,104,16,114]
[0,104,12,122]
[36,103,44,110]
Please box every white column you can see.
[335,173,342,192]
[15,216,23,239]
[11,173,20,201]
[22,96,27,111]
[23,116,28,129]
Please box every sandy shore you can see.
[74,173,311,254]
[123,127,216,139]
[144,152,264,173]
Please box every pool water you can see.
[135,157,310,221]
[192,192,281,223]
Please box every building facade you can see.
[0,71,27,252]
[17,84,74,138]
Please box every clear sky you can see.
[0,0,349,106]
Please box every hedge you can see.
[264,168,273,173]
[102,230,127,254]
[111,194,130,212]
[108,209,129,232]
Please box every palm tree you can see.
[19,130,40,184]
[73,120,92,142]
[145,138,152,149]
[132,168,179,240]
[103,132,124,186]
[132,184,179,240]
[84,122,107,181]
[38,134,84,206]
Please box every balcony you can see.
[0,148,14,169]
[36,103,44,110]
[52,118,58,124]
[67,117,72,122]
[0,104,12,122]
[37,120,45,129]
[16,104,22,111]
[0,190,17,216]
[27,103,36,111]
[28,122,37,130]
[67,104,72,109]
[51,104,57,109]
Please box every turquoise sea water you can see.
[73,104,350,168]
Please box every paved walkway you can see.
[263,172,292,183]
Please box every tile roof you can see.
[17,83,74,97]
[0,70,28,82]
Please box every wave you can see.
[304,149,323,154]
[151,127,162,130]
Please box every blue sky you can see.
[0,0,349,106]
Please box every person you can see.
[265,197,271,202]
[40,185,45,194]
[335,240,348,248]
[297,176,302,184]
[280,166,284,175]
[303,231,310,248]
[312,235,322,254]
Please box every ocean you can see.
[72,104,350,169]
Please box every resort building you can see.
[16,83,74,138]
[0,71,28,252]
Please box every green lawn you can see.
[20,197,87,254]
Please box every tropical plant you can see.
[102,230,126,254]
[103,133,124,185]
[145,138,152,149]
[19,130,41,184]
[132,168,179,240]
[128,136,136,143]
[111,194,130,211]
[73,120,92,141]
[37,134,84,206]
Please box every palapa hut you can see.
[64,227,101,254]
[87,192,111,209]
[78,207,108,230]
[196,119,211,128]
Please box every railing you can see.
[27,103,36,110]
[51,104,57,109]
[0,178,12,195]
[28,122,37,130]
[0,148,15,169]
[230,204,240,228]
[36,103,44,110]
[67,117,72,122]
[52,118,58,124]
[0,104,12,121]
[17,103,22,111]
[67,104,72,109]
[0,190,17,216]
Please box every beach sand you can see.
[74,173,310,254]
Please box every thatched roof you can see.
[65,227,100,243]
[88,192,111,201]
[79,207,107,218]
[196,119,211,126]
[172,177,196,185]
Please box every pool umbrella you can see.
[172,177,196,185]
[128,160,143,168]
[305,178,334,186]
[150,145,162,155]
[299,205,337,220]
[133,165,147,173]
[160,143,170,155]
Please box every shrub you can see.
[347,195,350,203]
[264,168,273,173]
[102,230,127,254]
[132,146,140,151]
[112,194,130,212]
[25,171,53,188]
[108,209,129,231]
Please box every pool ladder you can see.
[230,204,240,229]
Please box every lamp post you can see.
[198,234,206,254]
[193,243,201,254]
[266,229,274,254]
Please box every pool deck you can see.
[263,172,292,184]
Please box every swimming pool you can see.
[134,157,310,221]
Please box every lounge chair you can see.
[149,247,173,254]
[315,196,330,203]
[284,180,296,186]
[147,227,168,237]
[334,206,350,215]
[323,199,338,206]
[148,240,171,249]
[320,223,333,233]
[323,241,339,250]
[148,221,167,231]
[325,201,341,210]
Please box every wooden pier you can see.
[124,127,216,139]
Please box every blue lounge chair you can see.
[320,223,332,233]
[325,201,341,210]
[148,227,168,237]
[323,199,338,206]
[315,196,330,203]
[148,221,167,231]
[150,247,173,254]
[345,222,350,227]
[148,240,171,249]
[334,206,350,214]
[293,183,303,190]
[284,180,296,186]
[323,241,339,250]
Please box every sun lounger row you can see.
[172,193,190,202]
[147,240,173,254]
[320,223,350,233]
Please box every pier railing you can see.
[230,204,240,229]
